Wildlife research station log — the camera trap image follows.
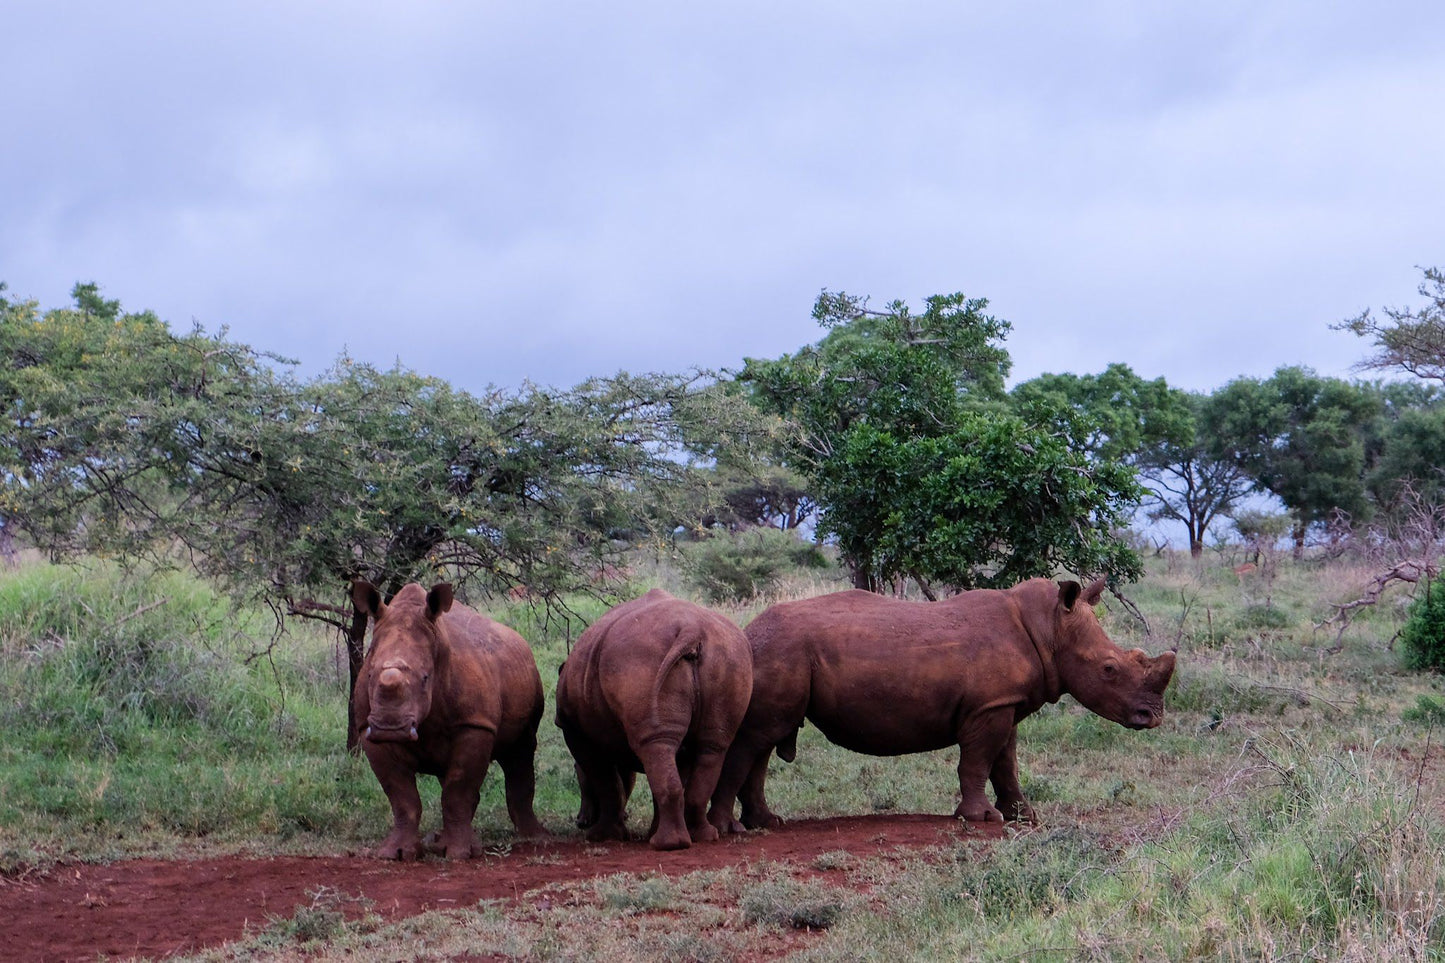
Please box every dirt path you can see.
[1,814,1004,962]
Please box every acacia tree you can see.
[1338,268,1445,512]
[1337,266,1445,382]
[1369,403,1445,508]
[1133,388,1266,558]
[2,285,768,744]
[740,290,1141,592]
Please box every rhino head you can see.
[1050,579,1176,730]
[353,581,454,744]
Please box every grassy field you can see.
[3,551,1445,960]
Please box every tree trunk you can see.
[850,564,879,592]
[345,606,369,754]
[1292,521,1306,561]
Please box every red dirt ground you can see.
[1,814,1006,962]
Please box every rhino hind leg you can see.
[708,731,785,833]
[681,745,729,843]
[953,707,1016,824]
[635,737,691,850]
[496,732,548,837]
[739,748,784,830]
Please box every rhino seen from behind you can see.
[352,581,547,859]
[708,578,1176,832]
[556,589,752,850]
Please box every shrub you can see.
[1400,577,1445,672]
[1234,603,1293,632]
[1403,694,1445,726]
[739,876,846,929]
[941,826,1105,919]
[681,528,828,602]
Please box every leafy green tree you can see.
[740,291,1141,592]
[742,291,1012,460]
[1336,267,1445,523]
[814,417,1140,594]
[1205,367,1380,553]
[1010,364,1245,558]
[1011,363,1189,463]
[1368,404,1445,508]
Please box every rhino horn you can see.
[1147,651,1177,689]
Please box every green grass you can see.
[6,551,1445,961]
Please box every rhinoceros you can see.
[708,578,1176,832]
[352,581,547,859]
[556,589,753,850]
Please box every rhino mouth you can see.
[364,722,420,743]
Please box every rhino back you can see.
[749,590,1045,755]
[436,603,543,740]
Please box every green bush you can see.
[680,528,828,602]
[1403,694,1445,726]
[1234,603,1294,632]
[1400,577,1445,672]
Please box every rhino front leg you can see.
[437,728,495,859]
[953,707,1015,823]
[364,747,425,860]
[564,728,630,842]
[710,728,789,833]
[988,725,1037,823]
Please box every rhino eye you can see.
[421,672,431,684]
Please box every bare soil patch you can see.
[1,813,1005,962]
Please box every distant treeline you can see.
[3,269,1442,625]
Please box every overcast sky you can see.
[4,2,1442,395]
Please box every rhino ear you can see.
[351,580,382,620]
[1057,580,1082,611]
[426,583,454,621]
[1082,578,1107,607]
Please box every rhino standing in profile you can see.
[708,578,1176,832]
[352,581,547,859]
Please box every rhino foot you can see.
[515,818,550,838]
[374,837,425,861]
[954,801,1004,824]
[649,828,692,851]
[585,821,630,843]
[436,830,481,860]
[689,821,720,844]
[742,812,784,831]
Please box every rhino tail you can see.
[649,621,705,729]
